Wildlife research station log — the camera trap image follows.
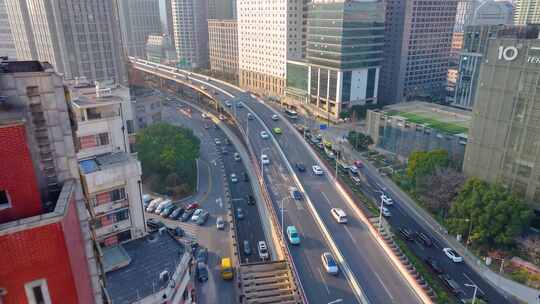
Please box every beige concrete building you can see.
[208,19,238,82]
[237,0,305,97]
[514,0,540,25]
[463,38,540,207]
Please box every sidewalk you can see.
[322,124,540,304]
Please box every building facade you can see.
[0,60,102,303]
[455,0,477,33]
[514,0,540,25]
[451,32,465,63]
[208,19,238,82]
[5,0,126,84]
[0,0,16,59]
[146,34,177,65]
[171,0,209,69]
[159,0,175,46]
[69,82,146,248]
[208,0,236,19]
[453,24,535,109]
[237,0,305,97]
[118,0,163,58]
[379,0,458,104]
[464,38,540,207]
[130,86,163,131]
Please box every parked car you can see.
[146,218,164,231]
[196,248,208,263]
[443,247,463,263]
[381,194,394,206]
[201,113,209,119]
[330,208,348,224]
[142,194,152,208]
[261,154,270,165]
[258,241,269,260]
[424,257,444,274]
[287,226,300,245]
[191,209,204,222]
[225,101,232,107]
[260,131,269,139]
[197,262,208,282]
[243,240,251,255]
[273,127,282,134]
[321,252,339,275]
[247,113,254,120]
[216,216,225,230]
[380,206,391,217]
[312,165,324,175]
[170,207,185,220]
[181,209,195,222]
[337,161,349,171]
[398,227,414,241]
[233,152,241,161]
[348,166,359,175]
[290,187,302,200]
[236,208,245,220]
[236,102,244,108]
[155,199,172,214]
[246,195,255,205]
[169,227,184,237]
[271,114,279,121]
[146,198,163,213]
[214,138,221,145]
[416,232,433,247]
[219,114,225,121]
[161,204,177,217]
[230,173,238,183]
[221,147,228,155]
[196,211,209,225]
[295,162,306,172]
[439,274,464,296]
[353,160,363,168]
[351,176,362,185]
[186,203,200,211]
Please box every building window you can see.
[97,133,109,146]
[26,86,39,97]
[24,279,52,304]
[0,189,11,210]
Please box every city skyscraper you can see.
[4,0,126,84]
[0,0,16,59]
[208,19,238,82]
[379,0,458,104]
[463,37,540,207]
[171,0,209,69]
[237,0,305,97]
[159,0,175,46]
[208,0,236,19]
[118,0,163,58]
[514,0,540,25]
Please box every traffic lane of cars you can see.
[358,167,509,303]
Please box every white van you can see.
[155,199,172,214]
[330,208,348,224]
[146,198,163,213]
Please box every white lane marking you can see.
[463,272,475,285]
[344,226,359,247]
[318,268,331,295]
[321,191,332,206]
[375,272,395,302]
[327,299,343,304]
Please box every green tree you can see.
[136,123,200,194]
[446,178,532,250]
[347,131,373,151]
[406,149,450,188]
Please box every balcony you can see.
[92,198,130,216]
[94,219,131,238]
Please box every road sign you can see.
[320,124,328,130]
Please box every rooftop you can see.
[79,152,132,174]
[0,60,53,74]
[379,101,471,135]
[105,231,186,304]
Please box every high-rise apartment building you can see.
[171,0,209,69]
[69,82,146,248]
[463,38,540,207]
[146,34,177,65]
[514,0,540,25]
[0,0,16,59]
[118,0,163,58]
[0,60,102,303]
[208,19,238,82]
[455,0,477,33]
[237,0,305,97]
[379,0,458,104]
[208,0,236,19]
[159,0,175,46]
[5,0,126,84]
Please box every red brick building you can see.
[0,61,101,303]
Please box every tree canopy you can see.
[406,149,450,186]
[446,178,532,249]
[347,131,373,151]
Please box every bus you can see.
[221,257,233,280]
[284,108,298,118]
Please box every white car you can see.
[381,194,394,206]
[261,154,270,165]
[225,101,232,107]
[230,173,238,183]
[146,198,163,213]
[258,241,269,260]
[214,138,221,145]
[191,209,204,222]
[443,248,463,263]
[312,165,324,175]
[201,113,209,119]
[260,131,269,139]
[380,206,391,217]
[321,252,339,275]
[331,208,348,224]
[233,152,241,161]
[271,114,279,121]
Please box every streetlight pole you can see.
[464,284,478,304]
[378,195,384,232]
[466,218,473,250]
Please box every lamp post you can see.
[465,218,473,250]
[464,283,478,304]
[378,194,384,232]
